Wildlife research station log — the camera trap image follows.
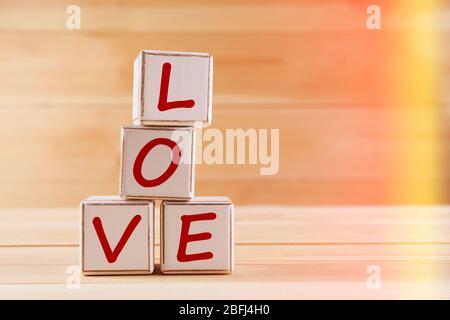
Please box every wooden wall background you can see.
[0,0,448,207]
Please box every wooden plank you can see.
[0,1,447,208]
[0,106,447,207]
[2,281,449,299]
[194,180,449,206]
[0,244,448,299]
[2,244,449,278]
[0,32,388,106]
[0,4,446,105]
[0,206,448,246]
[2,106,432,182]
[1,0,448,34]
[0,180,435,207]
[0,1,378,33]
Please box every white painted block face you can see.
[81,196,154,275]
[132,50,212,126]
[160,197,234,274]
[120,126,195,199]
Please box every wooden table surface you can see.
[0,206,449,299]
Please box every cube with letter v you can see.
[81,196,154,275]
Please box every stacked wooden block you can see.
[80,50,233,275]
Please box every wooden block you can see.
[120,125,195,199]
[160,196,234,274]
[80,196,154,275]
[132,50,212,127]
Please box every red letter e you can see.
[177,212,216,262]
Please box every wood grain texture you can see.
[0,206,449,299]
[1,206,449,246]
[0,0,448,300]
[0,104,448,206]
[0,1,448,206]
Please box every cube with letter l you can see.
[133,50,212,126]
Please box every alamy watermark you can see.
[366,265,382,290]
[367,5,381,30]
[171,122,280,176]
[66,265,81,289]
[66,5,81,30]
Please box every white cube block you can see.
[133,50,212,126]
[80,196,154,275]
[120,125,195,199]
[160,197,234,274]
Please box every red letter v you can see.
[157,62,195,111]
[92,215,142,263]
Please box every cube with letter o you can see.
[160,197,234,274]
[120,125,195,200]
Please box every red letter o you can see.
[133,138,181,187]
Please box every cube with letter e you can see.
[160,197,234,274]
